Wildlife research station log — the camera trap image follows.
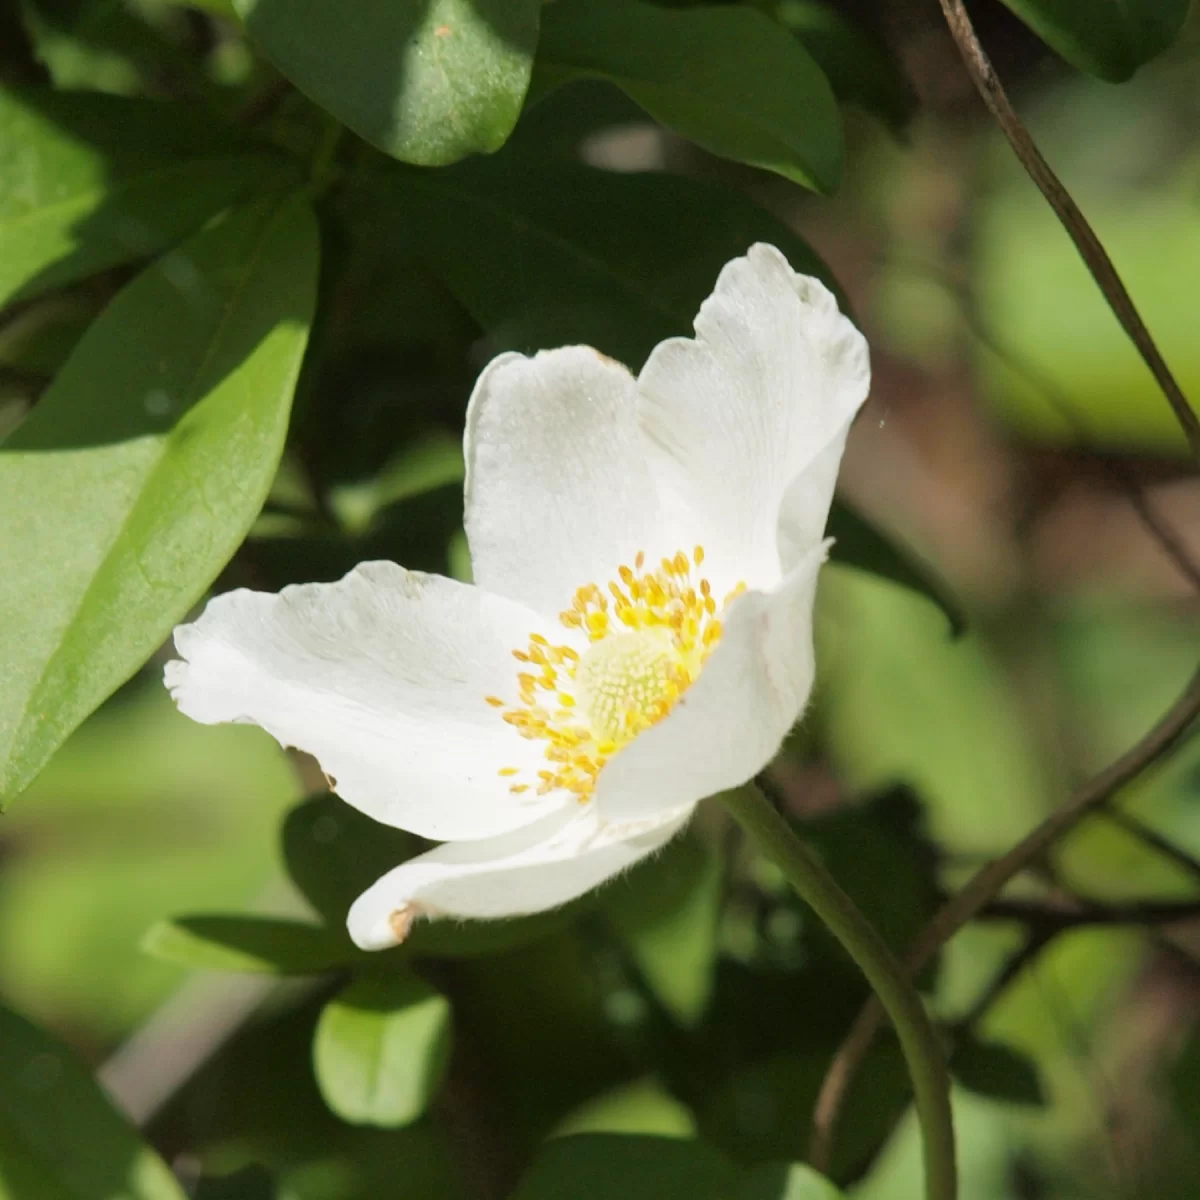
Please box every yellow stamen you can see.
[488,545,742,802]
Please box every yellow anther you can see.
[491,547,743,802]
[498,767,520,777]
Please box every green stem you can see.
[720,783,957,1200]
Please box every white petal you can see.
[464,347,667,619]
[347,804,690,950]
[637,243,869,593]
[594,541,828,824]
[165,563,569,842]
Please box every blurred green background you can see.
[4,1,1200,1198]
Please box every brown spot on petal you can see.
[389,905,420,944]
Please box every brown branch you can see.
[978,895,1200,932]
[809,659,1200,1171]
[934,0,1200,467]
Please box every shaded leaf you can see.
[737,1163,844,1200]
[313,973,452,1127]
[766,0,914,133]
[233,0,541,165]
[0,193,318,804]
[826,500,963,635]
[603,829,723,1026]
[951,1036,1045,1106]
[698,1038,909,1183]
[534,0,843,192]
[999,0,1190,82]
[0,1001,186,1199]
[0,88,294,307]
[346,154,840,371]
[512,1134,740,1200]
[142,916,353,975]
[282,791,421,927]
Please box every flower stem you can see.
[720,782,957,1200]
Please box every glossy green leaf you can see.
[603,830,723,1027]
[737,1163,844,1200]
[765,0,915,133]
[513,1135,740,1200]
[534,0,843,192]
[313,974,452,1127]
[999,0,1190,82]
[0,1001,186,1199]
[143,916,352,975]
[232,0,541,165]
[0,194,318,805]
[0,89,295,307]
[347,155,840,372]
[826,500,963,635]
[950,1036,1045,1106]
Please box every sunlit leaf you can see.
[142,916,353,975]
[0,193,318,804]
[0,1001,186,1199]
[232,0,541,164]
[0,89,295,307]
[534,0,842,192]
[313,973,453,1127]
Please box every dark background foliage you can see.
[3,1,1200,1197]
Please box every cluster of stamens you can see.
[486,546,745,802]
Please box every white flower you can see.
[165,244,869,951]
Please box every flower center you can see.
[487,547,745,802]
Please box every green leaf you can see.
[765,1,915,133]
[534,0,843,193]
[142,916,353,975]
[282,792,421,927]
[0,1001,186,1199]
[950,1036,1045,1106]
[0,89,295,307]
[512,1135,740,1200]
[603,830,723,1027]
[737,1163,844,1200]
[346,155,841,371]
[232,0,541,165]
[0,193,318,805]
[826,500,963,634]
[313,974,453,1127]
[999,0,1190,82]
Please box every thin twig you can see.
[1098,804,1200,887]
[954,931,1051,1032]
[977,895,1200,931]
[934,0,1200,467]
[809,659,1200,1170]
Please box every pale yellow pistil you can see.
[486,546,745,802]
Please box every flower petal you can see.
[347,804,690,950]
[165,563,569,842]
[637,243,869,593]
[594,541,828,824]
[464,347,667,619]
